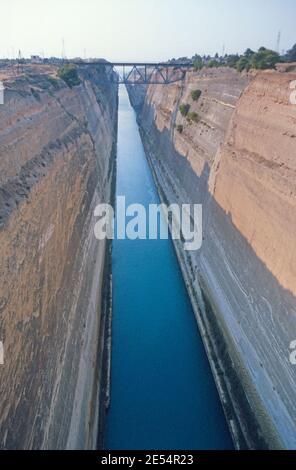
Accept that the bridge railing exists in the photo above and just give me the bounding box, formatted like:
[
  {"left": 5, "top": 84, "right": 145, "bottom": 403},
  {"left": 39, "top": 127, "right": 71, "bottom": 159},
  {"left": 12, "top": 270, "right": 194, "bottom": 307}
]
[{"left": 74, "top": 61, "right": 193, "bottom": 85}]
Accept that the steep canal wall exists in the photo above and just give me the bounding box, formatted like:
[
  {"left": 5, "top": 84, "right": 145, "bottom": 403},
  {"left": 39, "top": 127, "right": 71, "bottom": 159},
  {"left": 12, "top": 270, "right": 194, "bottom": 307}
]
[
  {"left": 128, "top": 65, "right": 296, "bottom": 449},
  {"left": 0, "top": 64, "right": 118, "bottom": 448}
]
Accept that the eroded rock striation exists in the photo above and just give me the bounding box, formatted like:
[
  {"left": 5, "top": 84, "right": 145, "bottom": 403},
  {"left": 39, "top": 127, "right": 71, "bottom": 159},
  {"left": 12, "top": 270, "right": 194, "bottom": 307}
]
[
  {"left": 0, "top": 65, "right": 117, "bottom": 449},
  {"left": 128, "top": 66, "right": 296, "bottom": 449}
]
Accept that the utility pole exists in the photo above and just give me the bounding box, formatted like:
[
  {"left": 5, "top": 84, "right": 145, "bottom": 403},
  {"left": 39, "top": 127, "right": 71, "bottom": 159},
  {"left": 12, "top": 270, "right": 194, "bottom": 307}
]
[
  {"left": 17, "top": 50, "right": 23, "bottom": 73},
  {"left": 61, "top": 38, "right": 66, "bottom": 62},
  {"left": 11, "top": 47, "right": 16, "bottom": 75},
  {"left": 276, "top": 30, "right": 281, "bottom": 54}
]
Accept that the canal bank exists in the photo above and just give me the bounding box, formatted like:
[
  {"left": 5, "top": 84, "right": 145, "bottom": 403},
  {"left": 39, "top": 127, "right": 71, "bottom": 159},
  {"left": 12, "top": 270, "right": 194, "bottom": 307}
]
[{"left": 104, "top": 86, "right": 233, "bottom": 450}]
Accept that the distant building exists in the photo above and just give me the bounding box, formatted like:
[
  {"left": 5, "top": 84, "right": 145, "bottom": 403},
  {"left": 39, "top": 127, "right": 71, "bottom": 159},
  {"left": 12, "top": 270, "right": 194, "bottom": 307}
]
[{"left": 30, "top": 55, "right": 43, "bottom": 64}]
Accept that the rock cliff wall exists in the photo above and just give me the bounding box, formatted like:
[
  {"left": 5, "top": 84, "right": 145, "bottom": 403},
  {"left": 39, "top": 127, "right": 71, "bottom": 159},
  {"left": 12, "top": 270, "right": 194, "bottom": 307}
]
[
  {"left": 128, "top": 66, "right": 296, "bottom": 449},
  {"left": 0, "top": 65, "right": 117, "bottom": 449}
]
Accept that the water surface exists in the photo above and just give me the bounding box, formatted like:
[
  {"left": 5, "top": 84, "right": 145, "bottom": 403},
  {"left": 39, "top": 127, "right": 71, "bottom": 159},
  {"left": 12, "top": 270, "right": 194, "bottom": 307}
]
[{"left": 105, "top": 86, "right": 233, "bottom": 450}]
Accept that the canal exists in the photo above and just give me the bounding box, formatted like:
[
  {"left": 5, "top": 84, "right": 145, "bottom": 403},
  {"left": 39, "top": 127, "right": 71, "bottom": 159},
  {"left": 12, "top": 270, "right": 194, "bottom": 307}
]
[{"left": 105, "top": 85, "right": 233, "bottom": 450}]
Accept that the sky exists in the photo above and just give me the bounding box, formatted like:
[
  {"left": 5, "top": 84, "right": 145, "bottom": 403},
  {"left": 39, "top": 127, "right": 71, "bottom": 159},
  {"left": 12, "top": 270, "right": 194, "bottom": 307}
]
[{"left": 0, "top": 0, "right": 295, "bottom": 61}]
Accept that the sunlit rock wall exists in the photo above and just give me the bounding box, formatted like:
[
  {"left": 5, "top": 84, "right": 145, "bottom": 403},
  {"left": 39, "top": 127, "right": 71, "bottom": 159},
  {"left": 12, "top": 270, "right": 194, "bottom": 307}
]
[
  {"left": 0, "top": 65, "right": 117, "bottom": 449},
  {"left": 128, "top": 66, "right": 296, "bottom": 449}
]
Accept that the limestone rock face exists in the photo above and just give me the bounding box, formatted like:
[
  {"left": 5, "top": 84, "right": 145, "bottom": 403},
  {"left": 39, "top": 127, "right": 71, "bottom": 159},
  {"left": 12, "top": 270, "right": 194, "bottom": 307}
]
[
  {"left": 0, "top": 65, "right": 117, "bottom": 449},
  {"left": 128, "top": 66, "right": 296, "bottom": 449},
  {"left": 210, "top": 71, "right": 296, "bottom": 296}
]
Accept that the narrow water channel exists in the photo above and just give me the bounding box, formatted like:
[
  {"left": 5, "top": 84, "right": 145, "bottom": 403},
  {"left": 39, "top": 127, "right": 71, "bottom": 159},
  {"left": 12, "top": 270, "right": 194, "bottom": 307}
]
[{"left": 105, "top": 86, "right": 233, "bottom": 450}]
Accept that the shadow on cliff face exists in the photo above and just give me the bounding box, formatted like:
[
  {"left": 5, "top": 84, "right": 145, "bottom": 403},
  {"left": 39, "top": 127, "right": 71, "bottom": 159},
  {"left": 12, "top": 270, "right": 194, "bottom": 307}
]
[
  {"left": 133, "top": 104, "right": 296, "bottom": 448},
  {"left": 201, "top": 196, "right": 296, "bottom": 449}
]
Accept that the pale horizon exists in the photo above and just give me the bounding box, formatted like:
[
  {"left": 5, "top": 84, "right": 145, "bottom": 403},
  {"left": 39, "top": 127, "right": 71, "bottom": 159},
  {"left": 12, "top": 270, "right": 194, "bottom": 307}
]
[{"left": 1, "top": 0, "right": 295, "bottom": 61}]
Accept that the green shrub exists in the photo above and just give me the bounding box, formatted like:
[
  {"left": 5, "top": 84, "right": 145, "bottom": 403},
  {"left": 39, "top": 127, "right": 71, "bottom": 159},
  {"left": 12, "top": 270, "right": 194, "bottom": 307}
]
[
  {"left": 191, "top": 89, "right": 202, "bottom": 101},
  {"left": 179, "top": 103, "right": 190, "bottom": 117},
  {"left": 285, "top": 44, "right": 296, "bottom": 62},
  {"left": 236, "top": 56, "right": 251, "bottom": 72},
  {"left": 58, "top": 64, "right": 81, "bottom": 88},
  {"left": 187, "top": 111, "right": 200, "bottom": 123},
  {"left": 225, "top": 54, "right": 240, "bottom": 68},
  {"left": 235, "top": 47, "right": 280, "bottom": 72},
  {"left": 244, "top": 48, "right": 255, "bottom": 58},
  {"left": 176, "top": 124, "right": 183, "bottom": 133},
  {"left": 207, "top": 59, "right": 220, "bottom": 68},
  {"left": 192, "top": 55, "right": 203, "bottom": 70},
  {"left": 250, "top": 48, "right": 279, "bottom": 70}
]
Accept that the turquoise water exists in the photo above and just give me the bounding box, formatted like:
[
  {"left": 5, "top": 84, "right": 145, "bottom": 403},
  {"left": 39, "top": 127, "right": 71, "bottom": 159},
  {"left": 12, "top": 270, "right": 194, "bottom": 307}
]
[{"left": 105, "top": 86, "right": 233, "bottom": 450}]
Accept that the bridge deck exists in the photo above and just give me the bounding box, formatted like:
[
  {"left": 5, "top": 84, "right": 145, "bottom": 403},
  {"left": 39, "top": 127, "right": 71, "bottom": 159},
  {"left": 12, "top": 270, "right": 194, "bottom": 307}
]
[
  {"left": 76, "top": 61, "right": 193, "bottom": 67},
  {"left": 75, "top": 61, "right": 193, "bottom": 85}
]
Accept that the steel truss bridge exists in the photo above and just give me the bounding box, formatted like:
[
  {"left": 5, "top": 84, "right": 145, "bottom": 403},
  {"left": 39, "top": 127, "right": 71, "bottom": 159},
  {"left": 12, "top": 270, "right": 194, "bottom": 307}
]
[{"left": 75, "top": 61, "right": 193, "bottom": 85}]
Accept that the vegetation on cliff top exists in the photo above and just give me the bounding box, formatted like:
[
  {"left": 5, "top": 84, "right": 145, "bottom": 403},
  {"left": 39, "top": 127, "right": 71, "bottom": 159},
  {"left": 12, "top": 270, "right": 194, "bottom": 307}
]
[
  {"left": 181, "top": 41, "right": 296, "bottom": 72},
  {"left": 235, "top": 47, "right": 280, "bottom": 71},
  {"left": 285, "top": 43, "right": 296, "bottom": 62},
  {"left": 58, "top": 64, "right": 81, "bottom": 88}
]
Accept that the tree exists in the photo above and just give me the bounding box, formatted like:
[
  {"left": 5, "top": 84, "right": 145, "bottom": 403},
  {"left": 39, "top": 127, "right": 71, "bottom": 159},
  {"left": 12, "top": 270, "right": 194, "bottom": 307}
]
[
  {"left": 191, "top": 89, "right": 202, "bottom": 101},
  {"left": 250, "top": 48, "right": 279, "bottom": 70},
  {"left": 285, "top": 44, "right": 296, "bottom": 62},
  {"left": 187, "top": 111, "right": 200, "bottom": 123},
  {"left": 208, "top": 59, "right": 219, "bottom": 68},
  {"left": 236, "top": 56, "right": 251, "bottom": 72},
  {"left": 244, "top": 48, "right": 255, "bottom": 58},
  {"left": 193, "top": 55, "right": 203, "bottom": 70},
  {"left": 225, "top": 54, "right": 240, "bottom": 68},
  {"left": 58, "top": 64, "right": 81, "bottom": 88},
  {"left": 179, "top": 104, "right": 190, "bottom": 117}
]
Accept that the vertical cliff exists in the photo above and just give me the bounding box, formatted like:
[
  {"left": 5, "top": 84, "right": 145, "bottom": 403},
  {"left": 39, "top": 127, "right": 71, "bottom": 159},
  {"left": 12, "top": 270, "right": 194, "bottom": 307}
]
[
  {"left": 128, "top": 65, "right": 296, "bottom": 449},
  {"left": 0, "top": 65, "right": 117, "bottom": 449}
]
